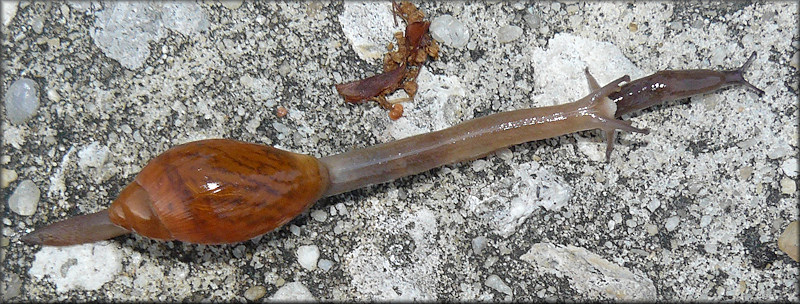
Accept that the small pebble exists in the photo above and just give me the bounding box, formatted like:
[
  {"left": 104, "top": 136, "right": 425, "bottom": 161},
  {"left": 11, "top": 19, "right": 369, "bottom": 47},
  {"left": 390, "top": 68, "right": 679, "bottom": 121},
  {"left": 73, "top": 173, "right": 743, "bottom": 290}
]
[
  {"left": 77, "top": 142, "right": 110, "bottom": 169},
  {"left": 220, "top": 0, "right": 243, "bottom": 10},
  {"left": 665, "top": 216, "right": 680, "bottom": 232},
  {"left": 1, "top": 273, "right": 21, "bottom": 300},
  {"left": 485, "top": 274, "right": 513, "bottom": 295},
  {"left": 318, "top": 259, "right": 334, "bottom": 272},
  {"left": 1, "top": 168, "right": 18, "bottom": 188},
  {"left": 289, "top": 224, "right": 301, "bottom": 236},
  {"left": 8, "top": 179, "right": 40, "bottom": 216},
  {"left": 780, "top": 177, "right": 796, "bottom": 195},
  {"left": 647, "top": 199, "right": 661, "bottom": 213},
  {"left": 496, "top": 25, "right": 523, "bottom": 43},
  {"left": 244, "top": 285, "right": 267, "bottom": 301},
  {"left": 310, "top": 210, "right": 328, "bottom": 222},
  {"left": 739, "top": 166, "right": 753, "bottom": 180},
  {"left": 335, "top": 203, "right": 348, "bottom": 215},
  {"left": 46, "top": 88, "right": 60, "bottom": 102},
  {"left": 31, "top": 16, "right": 44, "bottom": 34},
  {"left": 566, "top": 4, "right": 579, "bottom": 14},
  {"left": 296, "top": 245, "right": 319, "bottom": 270},
  {"left": 472, "top": 236, "right": 488, "bottom": 255},
  {"left": 523, "top": 13, "right": 539, "bottom": 27},
  {"left": 270, "top": 282, "right": 315, "bottom": 301},
  {"left": 699, "top": 215, "right": 712, "bottom": 228},
  {"left": 239, "top": 75, "right": 253, "bottom": 88},
  {"left": 429, "top": 14, "right": 470, "bottom": 48},
  {"left": 4, "top": 78, "right": 40, "bottom": 125},
  {"left": 645, "top": 223, "right": 658, "bottom": 236},
  {"left": 781, "top": 158, "right": 797, "bottom": 177},
  {"left": 778, "top": 221, "right": 799, "bottom": 262}
]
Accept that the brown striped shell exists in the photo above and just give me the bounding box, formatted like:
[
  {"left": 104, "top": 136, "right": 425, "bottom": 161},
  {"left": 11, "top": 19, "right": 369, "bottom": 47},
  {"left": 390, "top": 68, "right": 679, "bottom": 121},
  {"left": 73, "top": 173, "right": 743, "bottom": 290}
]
[{"left": 108, "top": 139, "right": 330, "bottom": 244}]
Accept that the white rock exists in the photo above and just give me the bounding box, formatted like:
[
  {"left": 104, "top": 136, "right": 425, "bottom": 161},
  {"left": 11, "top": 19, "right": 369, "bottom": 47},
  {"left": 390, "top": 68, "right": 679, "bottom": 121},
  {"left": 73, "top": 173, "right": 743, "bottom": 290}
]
[
  {"left": 1, "top": 168, "right": 18, "bottom": 188},
  {"left": 297, "top": 245, "right": 320, "bottom": 271},
  {"left": 318, "top": 259, "right": 334, "bottom": 272},
  {"left": 781, "top": 177, "right": 796, "bottom": 195},
  {"left": 29, "top": 242, "right": 123, "bottom": 293},
  {"left": 665, "top": 216, "right": 680, "bottom": 232},
  {"left": 778, "top": 221, "right": 799, "bottom": 262},
  {"left": 310, "top": 210, "right": 328, "bottom": 222},
  {"left": 520, "top": 243, "right": 656, "bottom": 300},
  {"left": 2, "top": 0, "right": 17, "bottom": 27},
  {"left": 529, "top": 33, "right": 644, "bottom": 107},
  {"left": 429, "top": 14, "right": 470, "bottom": 48},
  {"left": 472, "top": 236, "right": 488, "bottom": 255},
  {"left": 484, "top": 274, "right": 513, "bottom": 296},
  {"left": 31, "top": 15, "right": 44, "bottom": 34},
  {"left": 767, "top": 144, "right": 792, "bottom": 160},
  {"left": 493, "top": 161, "right": 572, "bottom": 236},
  {"left": 699, "top": 215, "right": 712, "bottom": 227},
  {"left": 91, "top": 2, "right": 165, "bottom": 70},
  {"left": 8, "top": 179, "right": 40, "bottom": 216},
  {"left": 646, "top": 199, "right": 660, "bottom": 213},
  {"left": 337, "top": 2, "right": 397, "bottom": 61},
  {"left": 219, "top": 0, "right": 243, "bottom": 10},
  {"left": 270, "top": 281, "right": 315, "bottom": 301},
  {"left": 781, "top": 158, "right": 797, "bottom": 177},
  {"left": 77, "top": 141, "right": 110, "bottom": 170},
  {"left": 496, "top": 25, "right": 523, "bottom": 43},
  {"left": 46, "top": 88, "right": 60, "bottom": 102},
  {"left": 289, "top": 224, "right": 301, "bottom": 236},
  {"left": 4, "top": 78, "right": 39, "bottom": 124},
  {"left": 161, "top": 2, "right": 208, "bottom": 36}
]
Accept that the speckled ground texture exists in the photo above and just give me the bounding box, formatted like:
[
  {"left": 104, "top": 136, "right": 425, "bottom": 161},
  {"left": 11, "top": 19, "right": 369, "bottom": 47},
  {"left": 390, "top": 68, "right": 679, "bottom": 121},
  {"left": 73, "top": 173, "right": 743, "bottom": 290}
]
[{"left": 1, "top": 1, "right": 798, "bottom": 302}]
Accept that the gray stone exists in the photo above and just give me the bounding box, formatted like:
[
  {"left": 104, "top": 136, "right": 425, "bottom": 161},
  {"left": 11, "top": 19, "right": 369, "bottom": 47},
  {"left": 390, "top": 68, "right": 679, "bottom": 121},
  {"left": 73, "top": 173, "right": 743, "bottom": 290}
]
[{"left": 4, "top": 78, "right": 39, "bottom": 125}]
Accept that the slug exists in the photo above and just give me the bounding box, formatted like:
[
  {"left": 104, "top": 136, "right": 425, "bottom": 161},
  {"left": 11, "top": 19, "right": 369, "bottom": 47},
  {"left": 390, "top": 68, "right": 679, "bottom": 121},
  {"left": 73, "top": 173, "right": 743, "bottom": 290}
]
[
  {"left": 21, "top": 74, "right": 649, "bottom": 246},
  {"left": 611, "top": 51, "right": 764, "bottom": 117},
  {"left": 586, "top": 52, "right": 765, "bottom": 158}
]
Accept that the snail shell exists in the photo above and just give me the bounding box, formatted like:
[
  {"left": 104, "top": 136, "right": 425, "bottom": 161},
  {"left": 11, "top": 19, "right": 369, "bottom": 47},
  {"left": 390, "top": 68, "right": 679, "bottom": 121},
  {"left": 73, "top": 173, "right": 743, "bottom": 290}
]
[{"left": 108, "top": 139, "right": 330, "bottom": 244}]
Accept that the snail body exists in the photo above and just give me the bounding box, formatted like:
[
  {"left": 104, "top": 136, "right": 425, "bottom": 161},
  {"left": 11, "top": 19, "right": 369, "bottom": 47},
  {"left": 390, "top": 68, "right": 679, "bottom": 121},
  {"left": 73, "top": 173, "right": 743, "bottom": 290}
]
[{"left": 23, "top": 140, "right": 330, "bottom": 245}]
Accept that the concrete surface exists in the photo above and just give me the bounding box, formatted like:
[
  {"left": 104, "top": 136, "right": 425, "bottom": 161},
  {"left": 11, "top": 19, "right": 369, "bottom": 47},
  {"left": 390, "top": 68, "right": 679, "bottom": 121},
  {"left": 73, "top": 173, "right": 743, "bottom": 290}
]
[{"left": 1, "top": 1, "right": 798, "bottom": 301}]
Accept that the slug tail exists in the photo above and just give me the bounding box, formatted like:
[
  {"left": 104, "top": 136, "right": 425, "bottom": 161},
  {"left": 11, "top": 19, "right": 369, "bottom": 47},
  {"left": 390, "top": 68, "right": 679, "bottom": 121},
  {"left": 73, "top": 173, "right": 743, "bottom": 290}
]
[{"left": 725, "top": 51, "right": 765, "bottom": 97}]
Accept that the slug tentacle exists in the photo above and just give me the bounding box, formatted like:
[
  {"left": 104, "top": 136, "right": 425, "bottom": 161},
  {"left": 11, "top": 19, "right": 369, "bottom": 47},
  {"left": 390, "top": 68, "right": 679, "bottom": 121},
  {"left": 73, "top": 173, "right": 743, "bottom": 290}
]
[
  {"left": 723, "top": 51, "right": 765, "bottom": 97},
  {"left": 583, "top": 69, "right": 650, "bottom": 161},
  {"left": 584, "top": 67, "right": 601, "bottom": 91}
]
